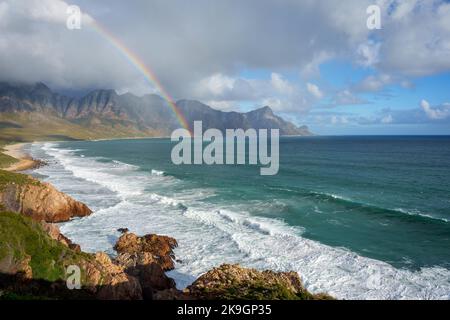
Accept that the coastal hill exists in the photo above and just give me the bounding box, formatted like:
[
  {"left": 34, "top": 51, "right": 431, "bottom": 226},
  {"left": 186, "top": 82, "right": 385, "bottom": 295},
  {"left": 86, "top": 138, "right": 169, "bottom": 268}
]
[{"left": 0, "top": 82, "right": 311, "bottom": 141}]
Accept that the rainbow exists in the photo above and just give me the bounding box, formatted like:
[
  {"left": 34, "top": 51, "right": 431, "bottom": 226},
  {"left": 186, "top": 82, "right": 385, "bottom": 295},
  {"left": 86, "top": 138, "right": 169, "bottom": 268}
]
[{"left": 90, "top": 20, "right": 192, "bottom": 134}]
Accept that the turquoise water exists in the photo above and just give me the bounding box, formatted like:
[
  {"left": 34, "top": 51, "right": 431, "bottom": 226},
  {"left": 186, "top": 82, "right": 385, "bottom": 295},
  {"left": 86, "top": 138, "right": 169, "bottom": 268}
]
[{"left": 28, "top": 136, "right": 450, "bottom": 299}]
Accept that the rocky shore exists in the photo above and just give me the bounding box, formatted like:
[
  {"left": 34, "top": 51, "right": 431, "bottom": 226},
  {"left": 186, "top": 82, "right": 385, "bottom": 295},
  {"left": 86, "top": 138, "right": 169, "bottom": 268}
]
[{"left": 0, "top": 145, "right": 332, "bottom": 300}]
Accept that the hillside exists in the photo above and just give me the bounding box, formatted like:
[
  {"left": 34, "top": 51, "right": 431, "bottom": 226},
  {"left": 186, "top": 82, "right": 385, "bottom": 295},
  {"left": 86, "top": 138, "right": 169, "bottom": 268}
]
[{"left": 0, "top": 82, "right": 311, "bottom": 141}]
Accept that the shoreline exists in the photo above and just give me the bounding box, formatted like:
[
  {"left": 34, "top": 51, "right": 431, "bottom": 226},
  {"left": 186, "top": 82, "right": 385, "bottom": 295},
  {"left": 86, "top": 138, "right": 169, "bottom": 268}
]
[
  {"left": 0, "top": 141, "right": 329, "bottom": 300},
  {"left": 2, "top": 142, "right": 42, "bottom": 172},
  {"left": 15, "top": 139, "right": 450, "bottom": 300}
]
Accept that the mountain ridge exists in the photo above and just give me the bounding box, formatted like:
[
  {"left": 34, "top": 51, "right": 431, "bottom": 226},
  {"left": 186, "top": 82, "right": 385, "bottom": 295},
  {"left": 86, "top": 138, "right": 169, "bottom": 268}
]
[{"left": 0, "top": 82, "right": 311, "bottom": 141}]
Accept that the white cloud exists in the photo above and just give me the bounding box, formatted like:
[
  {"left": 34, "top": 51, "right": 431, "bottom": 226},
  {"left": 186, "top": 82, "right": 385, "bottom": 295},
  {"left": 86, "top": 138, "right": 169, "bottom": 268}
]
[
  {"left": 380, "top": 0, "right": 450, "bottom": 76},
  {"left": 306, "top": 83, "right": 323, "bottom": 99},
  {"left": 196, "top": 73, "right": 235, "bottom": 97},
  {"left": 421, "top": 100, "right": 450, "bottom": 120},
  {"left": 300, "top": 51, "right": 333, "bottom": 78},
  {"left": 271, "top": 73, "right": 294, "bottom": 95},
  {"left": 391, "top": 0, "right": 419, "bottom": 20},
  {"left": 0, "top": 0, "right": 140, "bottom": 91},
  {"left": 357, "top": 74, "right": 392, "bottom": 92},
  {"left": 357, "top": 41, "right": 381, "bottom": 67},
  {"left": 193, "top": 72, "right": 314, "bottom": 114}
]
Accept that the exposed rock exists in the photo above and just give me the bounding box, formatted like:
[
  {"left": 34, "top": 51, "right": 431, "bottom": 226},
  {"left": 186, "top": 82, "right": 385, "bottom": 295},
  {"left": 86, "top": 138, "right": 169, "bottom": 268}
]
[
  {"left": 0, "top": 82, "right": 312, "bottom": 139},
  {"left": 39, "top": 221, "right": 81, "bottom": 251},
  {"left": 113, "top": 233, "right": 178, "bottom": 299},
  {"left": 187, "top": 264, "right": 334, "bottom": 300},
  {"left": 152, "top": 288, "right": 192, "bottom": 300},
  {"left": 88, "top": 252, "right": 143, "bottom": 300},
  {"left": 0, "top": 254, "right": 33, "bottom": 280},
  {"left": 0, "top": 211, "right": 142, "bottom": 300},
  {"left": 114, "top": 232, "right": 177, "bottom": 271},
  {"left": 0, "top": 178, "right": 92, "bottom": 222},
  {"left": 117, "top": 227, "right": 129, "bottom": 234}
]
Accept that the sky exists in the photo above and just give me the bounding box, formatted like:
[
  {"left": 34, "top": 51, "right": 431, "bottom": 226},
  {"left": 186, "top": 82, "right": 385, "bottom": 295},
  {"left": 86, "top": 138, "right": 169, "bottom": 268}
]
[{"left": 0, "top": 0, "right": 449, "bottom": 135}]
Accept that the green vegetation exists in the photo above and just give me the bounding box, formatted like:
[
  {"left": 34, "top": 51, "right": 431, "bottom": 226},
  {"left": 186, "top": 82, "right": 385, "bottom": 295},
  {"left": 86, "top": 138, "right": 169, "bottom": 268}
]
[
  {"left": 0, "top": 169, "right": 40, "bottom": 191},
  {"left": 0, "top": 112, "right": 153, "bottom": 142},
  {"left": 198, "top": 278, "right": 334, "bottom": 300},
  {"left": 0, "top": 211, "right": 92, "bottom": 282},
  {"left": 0, "top": 141, "right": 18, "bottom": 169},
  {"left": 0, "top": 151, "right": 17, "bottom": 169}
]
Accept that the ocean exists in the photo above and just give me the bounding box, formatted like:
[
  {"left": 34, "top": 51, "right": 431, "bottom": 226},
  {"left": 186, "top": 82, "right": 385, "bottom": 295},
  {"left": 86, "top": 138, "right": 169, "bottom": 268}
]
[{"left": 26, "top": 136, "right": 450, "bottom": 299}]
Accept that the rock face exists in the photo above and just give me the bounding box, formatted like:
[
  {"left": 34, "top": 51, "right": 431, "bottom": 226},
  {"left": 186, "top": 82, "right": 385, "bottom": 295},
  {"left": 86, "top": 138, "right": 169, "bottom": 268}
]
[
  {"left": 85, "top": 252, "right": 143, "bottom": 300},
  {"left": 0, "top": 179, "right": 92, "bottom": 222},
  {"left": 177, "top": 100, "right": 312, "bottom": 136},
  {"left": 187, "top": 264, "right": 334, "bottom": 300},
  {"left": 39, "top": 221, "right": 81, "bottom": 251},
  {"left": 0, "top": 82, "right": 312, "bottom": 139},
  {"left": 113, "top": 232, "right": 178, "bottom": 299},
  {"left": 114, "top": 232, "right": 177, "bottom": 271}
]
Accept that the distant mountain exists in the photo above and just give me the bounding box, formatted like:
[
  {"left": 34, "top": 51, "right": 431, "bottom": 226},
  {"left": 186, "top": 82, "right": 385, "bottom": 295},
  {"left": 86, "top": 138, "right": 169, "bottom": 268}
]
[{"left": 0, "top": 82, "right": 311, "bottom": 141}]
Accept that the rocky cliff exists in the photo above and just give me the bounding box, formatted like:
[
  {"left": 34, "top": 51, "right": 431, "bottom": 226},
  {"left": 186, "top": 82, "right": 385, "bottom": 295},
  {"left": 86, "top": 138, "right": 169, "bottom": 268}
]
[
  {"left": 0, "top": 170, "right": 92, "bottom": 222},
  {"left": 0, "top": 82, "right": 311, "bottom": 141}
]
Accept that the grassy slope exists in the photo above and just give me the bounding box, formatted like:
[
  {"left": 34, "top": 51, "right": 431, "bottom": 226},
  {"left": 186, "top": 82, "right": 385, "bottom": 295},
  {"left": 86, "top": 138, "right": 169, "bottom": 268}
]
[
  {"left": 0, "top": 171, "right": 88, "bottom": 282},
  {"left": 0, "top": 112, "right": 160, "bottom": 142},
  {"left": 0, "top": 111, "right": 161, "bottom": 169},
  {"left": 0, "top": 148, "right": 17, "bottom": 169},
  {"left": 0, "top": 169, "right": 40, "bottom": 190},
  {"left": 0, "top": 139, "right": 19, "bottom": 169},
  {"left": 0, "top": 211, "right": 92, "bottom": 282}
]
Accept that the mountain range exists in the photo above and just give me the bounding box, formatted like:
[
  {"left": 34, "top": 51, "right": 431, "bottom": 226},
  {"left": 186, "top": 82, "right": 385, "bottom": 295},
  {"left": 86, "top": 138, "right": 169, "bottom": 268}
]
[{"left": 0, "top": 82, "right": 311, "bottom": 141}]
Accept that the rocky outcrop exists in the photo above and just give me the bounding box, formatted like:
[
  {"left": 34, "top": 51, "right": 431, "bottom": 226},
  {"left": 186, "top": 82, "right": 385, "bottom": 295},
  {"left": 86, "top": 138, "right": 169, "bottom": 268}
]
[
  {"left": 84, "top": 252, "right": 143, "bottom": 300},
  {"left": 39, "top": 221, "right": 81, "bottom": 251},
  {"left": 114, "top": 232, "right": 177, "bottom": 271},
  {"left": 0, "top": 177, "right": 92, "bottom": 222},
  {"left": 113, "top": 232, "right": 178, "bottom": 299},
  {"left": 0, "top": 253, "right": 33, "bottom": 280},
  {"left": 187, "top": 264, "right": 334, "bottom": 300},
  {"left": 0, "top": 211, "right": 142, "bottom": 300}
]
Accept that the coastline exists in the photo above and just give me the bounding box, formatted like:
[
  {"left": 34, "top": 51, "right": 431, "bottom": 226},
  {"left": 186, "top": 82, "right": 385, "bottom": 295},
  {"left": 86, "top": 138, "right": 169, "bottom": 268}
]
[
  {"left": 2, "top": 143, "right": 41, "bottom": 172},
  {"left": 0, "top": 141, "right": 329, "bottom": 300},
  {"left": 11, "top": 139, "right": 450, "bottom": 300}
]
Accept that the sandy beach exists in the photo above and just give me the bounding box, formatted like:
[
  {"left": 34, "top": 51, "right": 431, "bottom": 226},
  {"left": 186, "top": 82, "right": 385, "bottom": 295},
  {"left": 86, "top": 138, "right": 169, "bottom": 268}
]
[{"left": 2, "top": 143, "right": 40, "bottom": 172}]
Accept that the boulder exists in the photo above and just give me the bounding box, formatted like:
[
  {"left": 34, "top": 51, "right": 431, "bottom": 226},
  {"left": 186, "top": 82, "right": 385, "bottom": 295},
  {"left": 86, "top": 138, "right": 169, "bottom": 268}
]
[
  {"left": 114, "top": 232, "right": 177, "bottom": 271},
  {"left": 113, "top": 233, "right": 178, "bottom": 299},
  {"left": 187, "top": 264, "right": 334, "bottom": 300},
  {"left": 89, "top": 252, "right": 143, "bottom": 300}
]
